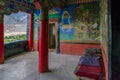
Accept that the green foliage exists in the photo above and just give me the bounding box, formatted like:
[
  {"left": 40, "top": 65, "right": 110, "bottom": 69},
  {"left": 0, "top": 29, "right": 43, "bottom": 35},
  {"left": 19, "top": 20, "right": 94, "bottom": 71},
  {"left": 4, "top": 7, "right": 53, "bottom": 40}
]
[{"left": 4, "top": 34, "right": 27, "bottom": 43}]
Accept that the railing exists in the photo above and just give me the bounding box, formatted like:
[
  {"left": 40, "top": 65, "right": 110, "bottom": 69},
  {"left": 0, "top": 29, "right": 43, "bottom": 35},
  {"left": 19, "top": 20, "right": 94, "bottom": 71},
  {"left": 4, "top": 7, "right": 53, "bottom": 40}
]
[{"left": 4, "top": 40, "right": 28, "bottom": 58}]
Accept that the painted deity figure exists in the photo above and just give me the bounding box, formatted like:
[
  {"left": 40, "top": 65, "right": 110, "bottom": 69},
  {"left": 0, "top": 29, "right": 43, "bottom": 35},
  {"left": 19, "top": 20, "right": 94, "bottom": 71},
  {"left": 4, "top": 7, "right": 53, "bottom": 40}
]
[{"left": 62, "top": 11, "right": 72, "bottom": 25}]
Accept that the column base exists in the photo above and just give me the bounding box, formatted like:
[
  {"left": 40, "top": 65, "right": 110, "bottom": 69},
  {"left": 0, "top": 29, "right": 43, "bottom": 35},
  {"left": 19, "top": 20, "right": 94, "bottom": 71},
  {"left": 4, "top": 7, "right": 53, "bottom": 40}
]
[
  {"left": 0, "top": 60, "right": 4, "bottom": 64},
  {"left": 39, "top": 69, "right": 49, "bottom": 73}
]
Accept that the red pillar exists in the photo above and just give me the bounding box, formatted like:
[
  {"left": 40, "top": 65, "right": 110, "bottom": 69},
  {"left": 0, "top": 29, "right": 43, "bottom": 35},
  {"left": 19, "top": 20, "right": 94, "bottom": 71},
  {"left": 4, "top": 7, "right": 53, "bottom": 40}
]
[
  {"left": 28, "top": 14, "right": 33, "bottom": 51},
  {"left": 39, "top": 8, "right": 49, "bottom": 72},
  {"left": 0, "top": 15, "right": 4, "bottom": 64}
]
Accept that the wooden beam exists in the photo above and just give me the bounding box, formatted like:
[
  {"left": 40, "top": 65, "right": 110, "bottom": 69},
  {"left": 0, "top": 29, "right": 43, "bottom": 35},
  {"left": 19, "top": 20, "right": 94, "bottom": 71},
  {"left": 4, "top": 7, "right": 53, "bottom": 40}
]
[{"left": 67, "top": 0, "right": 99, "bottom": 5}]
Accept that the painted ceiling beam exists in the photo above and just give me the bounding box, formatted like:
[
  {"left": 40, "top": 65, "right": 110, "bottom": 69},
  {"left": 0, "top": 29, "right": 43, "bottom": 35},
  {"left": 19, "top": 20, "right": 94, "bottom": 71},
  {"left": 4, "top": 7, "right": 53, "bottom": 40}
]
[
  {"left": 0, "top": 0, "right": 35, "bottom": 14},
  {"left": 67, "top": 0, "right": 99, "bottom": 5},
  {"left": 34, "top": 0, "right": 99, "bottom": 9},
  {"left": 37, "top": 0, "right": 67, "bottom": 9},
  {"left": 0, "top": 0, "right": 100, "bottom": 14}
]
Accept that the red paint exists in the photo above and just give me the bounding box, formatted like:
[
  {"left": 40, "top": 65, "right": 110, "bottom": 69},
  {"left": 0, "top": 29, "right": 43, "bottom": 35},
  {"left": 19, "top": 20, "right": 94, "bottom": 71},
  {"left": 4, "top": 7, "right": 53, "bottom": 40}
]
[
  {"left": 49, "top": 18, "right": 59, "bottom": 22},
  {"left": 28, "top": 14, "right": 33, "bottom": 51},
  {"left": 0, "top": 23, "right": 4, "bottom": 64},
  {"left": 39, "top": 20, "right": 49, "bottom": 72},
  {"left": 75, "top": 64, "right": 102, "bottom": 79},
  {"left": 33, "top": 0, "right": 41, "bottom": 9},
  {"left": 34, "top": 0, "right": 38, "bottom": 2},
  {"left": 60, "top": 43, "right": 100, "bottom": 55},
  {"left": 60, "top": 43, "right": 108, "bottom": 79},
  {"left": 34, "top": 2, "right": 41, "bottom": 9},
  {"left": 101, "top": 46, "right": 108, "bottom": 80},
  {"left": 33, "top": 42, "right": 38, "bottom": 51}
]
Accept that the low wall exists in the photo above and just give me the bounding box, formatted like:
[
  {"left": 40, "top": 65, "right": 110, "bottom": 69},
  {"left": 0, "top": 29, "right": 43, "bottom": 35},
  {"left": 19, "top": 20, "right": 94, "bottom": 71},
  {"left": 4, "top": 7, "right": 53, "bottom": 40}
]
[
  {"left": 4, "top": 40, "right": 28, "bottom": 58},
  {"left": 60, "top": 43, "right": 100, "bottom": 55}
]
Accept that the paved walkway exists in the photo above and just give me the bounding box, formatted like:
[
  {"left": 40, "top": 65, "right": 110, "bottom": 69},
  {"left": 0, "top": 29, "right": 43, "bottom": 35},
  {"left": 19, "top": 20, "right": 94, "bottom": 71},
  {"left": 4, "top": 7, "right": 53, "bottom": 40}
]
[{"left": 0, "top": 51, "right": 80, "bottom": 80}]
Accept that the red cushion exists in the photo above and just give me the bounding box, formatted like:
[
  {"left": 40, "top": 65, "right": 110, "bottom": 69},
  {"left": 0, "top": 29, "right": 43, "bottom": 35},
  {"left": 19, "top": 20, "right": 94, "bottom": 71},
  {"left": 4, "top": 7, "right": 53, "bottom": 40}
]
[
  {"left": 75, "top": 65, "right": 102, "bottom": 79},
  {"left": 75, "top": 71, "right": 101, "bottom": 79},
  {"left": 79, "top": 65, "right": 102, "bottom": 73}
]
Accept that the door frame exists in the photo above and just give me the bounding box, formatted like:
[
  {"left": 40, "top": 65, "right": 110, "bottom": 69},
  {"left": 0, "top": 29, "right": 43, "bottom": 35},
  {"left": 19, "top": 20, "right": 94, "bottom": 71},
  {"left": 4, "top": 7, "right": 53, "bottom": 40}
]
[{"left": 48, "top": 22, "right": 59, "bottom": 53}]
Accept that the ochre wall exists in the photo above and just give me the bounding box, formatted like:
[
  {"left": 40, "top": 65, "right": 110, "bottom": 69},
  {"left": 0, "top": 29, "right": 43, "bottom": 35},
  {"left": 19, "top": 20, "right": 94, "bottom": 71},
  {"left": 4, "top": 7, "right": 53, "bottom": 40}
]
[{"left": 100, "top": 0, "right": 109, "bottom": 80}]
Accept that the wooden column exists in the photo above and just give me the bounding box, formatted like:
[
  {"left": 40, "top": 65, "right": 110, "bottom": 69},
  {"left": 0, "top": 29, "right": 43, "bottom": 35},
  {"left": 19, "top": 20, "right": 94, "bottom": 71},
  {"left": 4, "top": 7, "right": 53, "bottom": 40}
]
[
  {"left": 28, "top": 14, "right": 33, "bottom": 51},
  {"left": 39, "top": 8, "right": 49, "bottom": 72},
  {"left": 57, "top": 26, "right": 60, "bottom": 53},
  {"left": 0, "top": 15, "right": 4, "bottom": 64}
]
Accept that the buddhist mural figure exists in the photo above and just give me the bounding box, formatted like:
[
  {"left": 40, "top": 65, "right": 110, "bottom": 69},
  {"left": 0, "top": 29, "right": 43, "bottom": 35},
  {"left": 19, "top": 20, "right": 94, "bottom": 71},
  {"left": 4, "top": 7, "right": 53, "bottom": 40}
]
[{"left": 62, "top": 11, "right": 73, "bottom": 29}]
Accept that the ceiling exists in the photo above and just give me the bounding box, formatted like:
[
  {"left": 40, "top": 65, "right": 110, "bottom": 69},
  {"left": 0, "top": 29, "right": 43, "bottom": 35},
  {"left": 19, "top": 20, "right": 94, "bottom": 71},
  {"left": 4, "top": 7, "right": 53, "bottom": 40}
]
[
  {"left": 0, "top": 0, "right": 99, "bottom": 14},
  {"left": 28, "top": 0, "right": 67, "bottom": 9}
]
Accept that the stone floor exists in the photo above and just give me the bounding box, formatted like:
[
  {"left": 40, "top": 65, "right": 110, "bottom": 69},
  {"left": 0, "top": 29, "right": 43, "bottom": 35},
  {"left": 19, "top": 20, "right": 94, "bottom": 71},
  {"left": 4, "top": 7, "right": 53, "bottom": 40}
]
[{"left": 0, "top": 51, "right": 80, "bottom": 80}]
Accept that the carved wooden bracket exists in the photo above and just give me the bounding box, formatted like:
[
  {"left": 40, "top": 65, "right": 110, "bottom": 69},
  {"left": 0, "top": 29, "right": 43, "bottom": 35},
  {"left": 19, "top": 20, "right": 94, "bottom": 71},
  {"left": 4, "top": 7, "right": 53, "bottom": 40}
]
[
  {"left": 40, "top": 7, "right": 48, "bottom": 20},
  {"left": 0, "top": 15, "right": 3, "bottom": 23}
]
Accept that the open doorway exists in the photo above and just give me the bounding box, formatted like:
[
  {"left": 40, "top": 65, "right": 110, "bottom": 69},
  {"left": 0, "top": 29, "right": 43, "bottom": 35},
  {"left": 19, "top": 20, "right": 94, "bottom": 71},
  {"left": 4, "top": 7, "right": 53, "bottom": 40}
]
[
  {"left": 48, "top": 22, "right": 58, "bottom": 52},
  {"left": 4, "top": 11, "right": 31, "bottom": 58},
  {"left": 4, "top": 11, "right": 29, "bottom": 43}
]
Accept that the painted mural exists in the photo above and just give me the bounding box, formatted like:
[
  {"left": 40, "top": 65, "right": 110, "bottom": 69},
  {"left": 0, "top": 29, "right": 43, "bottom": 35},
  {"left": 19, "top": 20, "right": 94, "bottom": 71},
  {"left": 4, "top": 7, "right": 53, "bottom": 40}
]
[
  {"left": 62, "top": 11, "right": 73, "bottom": 29},
  {"left": 74, "top": 3, "right": 100, "bottom": 41},
  {"left": 59, "top": 5, "right": 77, "bottom": 40},
  {"left": 59, "top": 3, "right": 100, "bottom": 42}
]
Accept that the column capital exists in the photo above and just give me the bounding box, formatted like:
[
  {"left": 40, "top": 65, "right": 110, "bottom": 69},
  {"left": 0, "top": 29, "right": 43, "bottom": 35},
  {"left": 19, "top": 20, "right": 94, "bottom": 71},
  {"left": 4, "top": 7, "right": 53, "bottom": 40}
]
[
  {"left": 40, "top": 7, "right": 48, "bottom": 21},
  {"left": 0, "top": 15, "right": 3, "bottom": 24}
]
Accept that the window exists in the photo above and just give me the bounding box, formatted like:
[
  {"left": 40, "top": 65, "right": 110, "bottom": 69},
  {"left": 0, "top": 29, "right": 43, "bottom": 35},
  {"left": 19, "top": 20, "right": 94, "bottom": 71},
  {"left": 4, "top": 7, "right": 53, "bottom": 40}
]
[{"left": 4, "top": 11, "right": 29, "bottom": 43}]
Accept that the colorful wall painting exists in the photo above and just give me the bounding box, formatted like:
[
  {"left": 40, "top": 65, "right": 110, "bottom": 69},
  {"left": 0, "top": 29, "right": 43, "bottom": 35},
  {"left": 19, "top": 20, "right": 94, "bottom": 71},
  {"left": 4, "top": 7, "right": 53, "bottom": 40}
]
[
  {"left": 59, "top": 3, "right": 100, "bottom": 42},
  {"left": 60, "top": 10, "right": 74, "bottom": 40},
  {"left": 49, "top": 11, "right": 60, "bottom": 19},
  {"left": 59, "top": 5, "right": 77, "bottom": 40},
  {"left": 62, "top": 11, "right": 72, "bottom": 29},
  {"left": 74, "top": 3, "right": 100, "bottom": 41}
]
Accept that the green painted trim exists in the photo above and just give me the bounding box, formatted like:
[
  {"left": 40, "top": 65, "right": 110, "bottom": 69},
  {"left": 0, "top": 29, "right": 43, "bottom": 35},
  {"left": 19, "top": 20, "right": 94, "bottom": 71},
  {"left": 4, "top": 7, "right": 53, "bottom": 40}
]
[{"left": 49, "top": 13, "right": 60, "bottom": 19}]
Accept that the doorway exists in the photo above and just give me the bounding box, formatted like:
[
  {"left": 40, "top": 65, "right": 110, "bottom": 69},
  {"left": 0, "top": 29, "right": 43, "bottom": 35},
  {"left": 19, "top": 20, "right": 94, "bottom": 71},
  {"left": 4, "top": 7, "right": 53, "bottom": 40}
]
[{"left": 48, "top": 22, "right": 57, "bottom": 52}]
